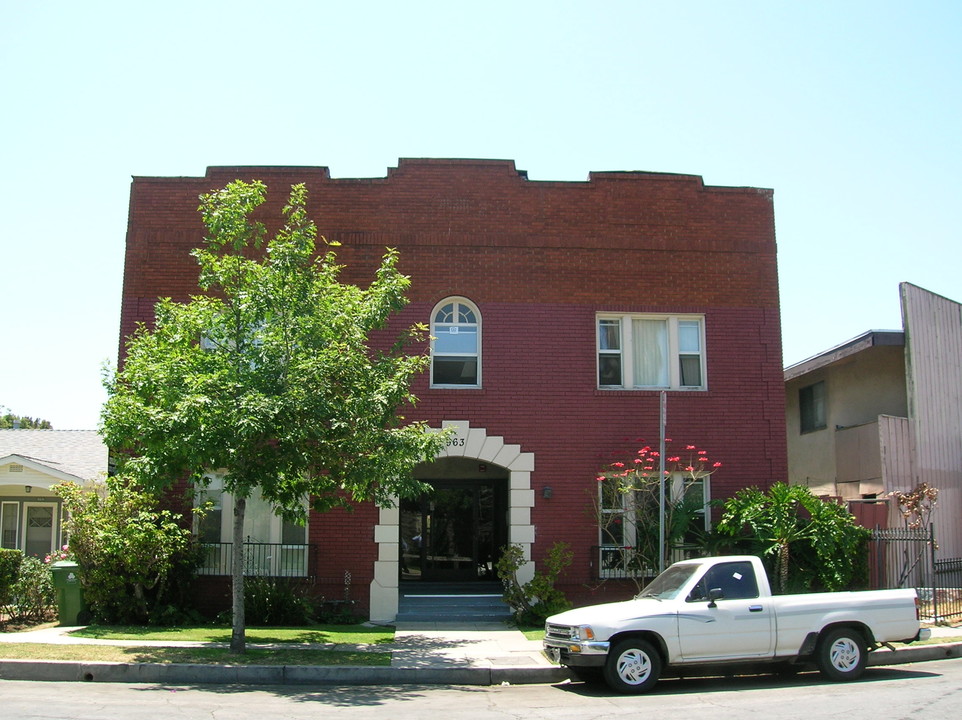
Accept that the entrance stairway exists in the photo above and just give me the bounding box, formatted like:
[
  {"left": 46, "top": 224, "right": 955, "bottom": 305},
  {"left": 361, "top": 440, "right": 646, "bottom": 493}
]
[{"left": 396, "top": 582, "right": 512, "bottom": 623}]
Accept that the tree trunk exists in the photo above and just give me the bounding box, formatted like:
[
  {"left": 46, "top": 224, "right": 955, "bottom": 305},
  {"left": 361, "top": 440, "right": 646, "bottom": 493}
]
[
  {"left": 230, "top": 496, "right": 246, "bottom": 654},
  {"left": 778, "top": 541, "right": 789, "bottom": 594}
]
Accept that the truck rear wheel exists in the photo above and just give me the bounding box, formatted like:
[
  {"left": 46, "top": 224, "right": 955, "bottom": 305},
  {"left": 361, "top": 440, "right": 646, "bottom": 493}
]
[
  {"left": 603, "top": 638, "right": 662, "bottom": 694},
  {"left": 816, "top": 627, "right": 867, "bottom": 681}
]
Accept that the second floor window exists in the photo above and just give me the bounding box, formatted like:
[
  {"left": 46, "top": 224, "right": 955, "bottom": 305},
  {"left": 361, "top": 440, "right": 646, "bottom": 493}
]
[
  {"left": 431, "top": 298, "right": 481, "bottom": 387},
  {"left": 598, "top": 314, "right": 706, "bottom": 390},
  {"left": 799, "top": 381, "right": 826, "bottom": 433}
]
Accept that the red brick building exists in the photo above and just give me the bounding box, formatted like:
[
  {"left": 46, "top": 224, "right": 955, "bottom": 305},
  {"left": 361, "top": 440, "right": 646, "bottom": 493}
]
[{"left": 119, "top": 158, "right": 786, "bottom": 621}]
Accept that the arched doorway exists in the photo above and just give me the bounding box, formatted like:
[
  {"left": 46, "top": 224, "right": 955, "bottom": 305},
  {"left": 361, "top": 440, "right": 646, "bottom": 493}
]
[
  {"left": 399, "top": 457, "right": 509, "bottom": 582},
  {"left": 369, "top": 420, "right": 536, "bottom": 623}
]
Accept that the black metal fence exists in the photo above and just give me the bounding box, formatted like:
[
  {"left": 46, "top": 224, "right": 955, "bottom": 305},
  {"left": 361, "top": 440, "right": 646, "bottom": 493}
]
[
  {"left": 591, "top": 544, "right": 701, "bottom": 581},
  {"left": 870, "top": 525, "right": 962, "bottom": 623},
  {"left": 197, "top": 541, "right": 316, "bottom": 578}
]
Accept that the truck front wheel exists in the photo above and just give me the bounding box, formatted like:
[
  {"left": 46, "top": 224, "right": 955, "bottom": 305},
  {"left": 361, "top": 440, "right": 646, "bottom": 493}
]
[
  {"left": 816, "top": 627, "right": 867, "bottom": 681},
  {"left": 604, "top": 638, "right": 662, "bottom": 694}
]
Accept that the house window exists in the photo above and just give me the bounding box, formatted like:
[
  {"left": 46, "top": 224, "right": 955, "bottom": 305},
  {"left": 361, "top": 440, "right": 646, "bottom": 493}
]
[
  {"left": 431, "top": 297, "right": 480, "bottom": 387},
  {"left": 598, "top": 476, "right": 636, "bottom": 577},
  {"left": 598, "top": 471, "right": 712, "bottom": 576},
  {"left": 195, "top": 474, "right": 308, "bottom": 577},
  {"left": 799, "top": 381, "right": 826, "bottom": 433},
  {"left": 597, "top": 314, "right": 706, "bottom": 389},
  {"left": 671, "top": 473, "right": 712, "bottom": 548},
  {"left": 1, "top": 502, "right": 19, "bottom": 550}
]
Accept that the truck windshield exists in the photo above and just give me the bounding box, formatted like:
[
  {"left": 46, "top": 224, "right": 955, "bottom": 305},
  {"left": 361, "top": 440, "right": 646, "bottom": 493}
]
[{"left": 635, "top": 564, "right": 699, "bottom": 600}]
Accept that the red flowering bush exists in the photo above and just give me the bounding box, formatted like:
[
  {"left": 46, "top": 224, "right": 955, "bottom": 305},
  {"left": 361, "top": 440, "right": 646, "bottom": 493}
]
[
  {"left": 594, "top": 439, "right": 721, "bottom": 589},
  {"left": 43, "top": 545, "right": 72, "bottom": 565}
]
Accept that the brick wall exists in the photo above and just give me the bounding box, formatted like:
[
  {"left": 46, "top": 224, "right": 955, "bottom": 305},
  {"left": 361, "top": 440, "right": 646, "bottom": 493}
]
[{"left": 121, "top": 159, "right": 786, "bottom": 598}]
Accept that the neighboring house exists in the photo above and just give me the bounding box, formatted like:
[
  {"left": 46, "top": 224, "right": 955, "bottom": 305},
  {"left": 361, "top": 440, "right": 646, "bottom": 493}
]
[
  {"left": 119, "top": 158, "right": 787, "bottom": 621},
  {"left": 0, "top": 430, "right": 108, "bottom": 557},
  {"left": 785, "top": 282, "right": 962, "bottom": 559}
]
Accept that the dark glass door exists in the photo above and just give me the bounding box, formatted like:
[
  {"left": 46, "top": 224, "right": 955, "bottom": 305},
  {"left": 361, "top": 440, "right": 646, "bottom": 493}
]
[{"left": 400, "top": 480, "right": 504, "bottom": 582}]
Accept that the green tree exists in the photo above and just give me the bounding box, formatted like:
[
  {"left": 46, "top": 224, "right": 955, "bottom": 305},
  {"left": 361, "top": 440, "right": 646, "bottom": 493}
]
[
  {"left": 716, "top": 482, "right": 870, "bottom": 593},
  {"left": 0, "top": 408, "right": 52, "bottom": 429},
  {"left": 101, "top": 180, "right": 448, "bottom": 652}
]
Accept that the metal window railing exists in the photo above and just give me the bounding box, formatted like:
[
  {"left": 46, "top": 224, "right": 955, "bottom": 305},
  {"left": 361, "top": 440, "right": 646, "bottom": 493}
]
[
  {"left": 197, "top": 541, "right": 315, "bottom": 578},
  {"left": 591, "top": 545, "right": 702, "bottom": 580}
]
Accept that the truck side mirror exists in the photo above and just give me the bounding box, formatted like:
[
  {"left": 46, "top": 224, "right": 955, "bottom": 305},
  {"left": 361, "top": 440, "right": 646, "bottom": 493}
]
[{"left": 707, "top": 587, "right": 724, "bottom": 608}]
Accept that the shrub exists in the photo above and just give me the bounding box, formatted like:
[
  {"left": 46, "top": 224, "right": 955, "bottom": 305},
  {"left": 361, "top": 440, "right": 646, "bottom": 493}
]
[
  {"left": 716, "top": 482, "right": 871, "bottom": 593},
  {"left": 4, "top": 557, "right": 56, "bottom": 624},
  {"left": 54, "top": 477, "right": 202, "bottom": 624},
  {"left": 496, "top": 541, "right": 573, "bottom": 624},
  {"left": 0, "top": 549, "right": 23, "bottom": 614},
  {"left": 243, "top": 576, "right": 315, "bottom": 626}
]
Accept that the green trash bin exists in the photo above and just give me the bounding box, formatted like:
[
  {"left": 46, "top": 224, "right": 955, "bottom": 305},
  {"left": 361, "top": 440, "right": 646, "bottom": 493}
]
[{"left": 50, "top": 560, "right": 89, "bottom": 626}]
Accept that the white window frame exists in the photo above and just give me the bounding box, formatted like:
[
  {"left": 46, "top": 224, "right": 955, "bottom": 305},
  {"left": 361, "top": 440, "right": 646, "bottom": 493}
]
[
  {"left": 430, "top": 297, "right": 482, "bottom": 388},
  {"left": 598, "top": 476, "right": 637, "bottom": 578},
  {"left": 596, "top": 313, "right": 707, "bottom": 390},
  {"left": 1, "top": 501, "right": 20, "bottom": 550}
]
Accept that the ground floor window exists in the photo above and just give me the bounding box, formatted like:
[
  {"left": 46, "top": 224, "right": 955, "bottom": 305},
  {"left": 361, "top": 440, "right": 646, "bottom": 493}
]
[
  {"left": 1, "top": 501, "right": 19, "bottom": 549},
  {"left": 195, "top": 474, "right": 309, "bottom": 577},
  {"left": 598, "top": 472, "right": 711, "bottom": 577}
]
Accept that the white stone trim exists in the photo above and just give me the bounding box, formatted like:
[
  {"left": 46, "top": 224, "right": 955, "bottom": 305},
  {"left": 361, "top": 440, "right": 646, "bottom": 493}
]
[{"left": 369, "top": 421, "right": 536, "bottom": 623}]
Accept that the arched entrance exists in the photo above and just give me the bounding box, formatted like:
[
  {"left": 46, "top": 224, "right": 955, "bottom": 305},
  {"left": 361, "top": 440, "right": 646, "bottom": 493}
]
[
  {"left": 369, "top": 420, "right": 536, "bottom": 622},
  {"left": 399, "top": 457, "right": 509, "bottom": 582}
]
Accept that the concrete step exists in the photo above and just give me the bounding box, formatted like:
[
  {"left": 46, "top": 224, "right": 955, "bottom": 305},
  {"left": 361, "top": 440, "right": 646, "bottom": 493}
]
[{"left": 397, "top": 583, "right": 512, "bottom": 622}]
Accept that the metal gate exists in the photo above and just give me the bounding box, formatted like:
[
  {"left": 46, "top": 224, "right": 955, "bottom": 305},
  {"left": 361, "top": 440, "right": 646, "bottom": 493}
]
[{"left": 870, "top": 525, "right": 962, "bottom": 623}]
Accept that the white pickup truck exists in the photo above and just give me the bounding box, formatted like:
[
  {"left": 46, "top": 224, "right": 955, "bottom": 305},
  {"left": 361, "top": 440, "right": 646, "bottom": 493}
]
[{"left": 544, "top": 555, "right": 930, "bottom": 693}]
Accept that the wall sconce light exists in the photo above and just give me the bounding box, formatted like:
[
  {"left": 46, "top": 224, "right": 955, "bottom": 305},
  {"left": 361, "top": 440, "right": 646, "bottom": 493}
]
[
  {"left": 24, "top": 486, "right": 32, "bottom": 494},
  {"left": 542, "top": 486, "right": 553, "bottom": 499}
]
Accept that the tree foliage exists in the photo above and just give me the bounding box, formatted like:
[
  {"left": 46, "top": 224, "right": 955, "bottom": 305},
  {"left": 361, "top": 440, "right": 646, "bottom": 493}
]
[
  {"left": 0, "top": 409, "right": 52, "bottom": 429},
  {"left": 101, "top": 180, "right": 447, "bottom": 650},
  {"left": 716, "top": 482, "right": 870, "bottom": 593},
  {"left": 54, "top": 478, "right": 200, "bottom": 624}
]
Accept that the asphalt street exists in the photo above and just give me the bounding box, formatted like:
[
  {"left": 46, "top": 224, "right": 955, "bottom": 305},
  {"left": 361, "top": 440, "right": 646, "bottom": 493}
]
[{"left": 3, "top": 658, "right": 962, "bottom": 719}]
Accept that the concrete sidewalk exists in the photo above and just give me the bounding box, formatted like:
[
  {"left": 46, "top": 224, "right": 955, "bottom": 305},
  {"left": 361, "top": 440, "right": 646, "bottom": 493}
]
[
  {"left": 0, "top": 621, "right": 567, "bottom": 686},
  {"left": 0, "top": 621, "right": 959, "bottom": 687}
]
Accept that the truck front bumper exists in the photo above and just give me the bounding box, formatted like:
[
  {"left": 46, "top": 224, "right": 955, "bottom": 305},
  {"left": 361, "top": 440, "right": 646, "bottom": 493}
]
[{"left": 543, "top": 638, "right": 610, "bottom": 667}]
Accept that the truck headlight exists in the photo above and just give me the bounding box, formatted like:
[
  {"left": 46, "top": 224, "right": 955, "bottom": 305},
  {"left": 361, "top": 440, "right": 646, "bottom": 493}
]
[{"left": 575, "top": 625, "right": 595, "bottom": 641}]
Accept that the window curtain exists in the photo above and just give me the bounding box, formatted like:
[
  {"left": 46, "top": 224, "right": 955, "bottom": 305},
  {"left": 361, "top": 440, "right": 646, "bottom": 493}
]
[{"left": 633, "top": 319, "right": 668, "bottom": 386}]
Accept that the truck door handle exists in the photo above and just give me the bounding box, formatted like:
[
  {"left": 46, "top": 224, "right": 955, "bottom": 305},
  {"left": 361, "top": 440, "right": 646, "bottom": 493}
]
[{"left": 749, "top": 605, "right": 764, "bottom": 612}]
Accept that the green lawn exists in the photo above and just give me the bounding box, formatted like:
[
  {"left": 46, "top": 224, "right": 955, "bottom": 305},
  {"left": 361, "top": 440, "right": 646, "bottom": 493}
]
[
  {"left": 70, "top": 624, "right": 394, "bottom": 645},
  {"left": 0, "top": 643, "right": 391, "bottom": 665},
  {"left": 0, "top": 623, "right": 395, "bottom": 666}
]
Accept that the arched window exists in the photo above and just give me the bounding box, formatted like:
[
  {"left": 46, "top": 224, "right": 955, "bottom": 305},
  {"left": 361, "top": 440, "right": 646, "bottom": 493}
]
[{"left": 431, "top": 297, "right": 481, "bottom": 387}]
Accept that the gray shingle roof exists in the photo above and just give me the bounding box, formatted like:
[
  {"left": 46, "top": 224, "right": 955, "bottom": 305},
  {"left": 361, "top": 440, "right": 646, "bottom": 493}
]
[{"left": 0, "top": 430, "right": 108, "bottom": 482}]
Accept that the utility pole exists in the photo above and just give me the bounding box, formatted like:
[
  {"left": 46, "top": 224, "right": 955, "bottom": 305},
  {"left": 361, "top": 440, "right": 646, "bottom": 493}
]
[{"left": 658, "top": 390, "right": 667, "bottom": 573}]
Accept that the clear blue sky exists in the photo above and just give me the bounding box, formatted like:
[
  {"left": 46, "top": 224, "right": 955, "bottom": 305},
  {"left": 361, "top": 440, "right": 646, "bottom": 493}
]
[{"left": 2, "top": 1, "right": 959, "bottom": 429}]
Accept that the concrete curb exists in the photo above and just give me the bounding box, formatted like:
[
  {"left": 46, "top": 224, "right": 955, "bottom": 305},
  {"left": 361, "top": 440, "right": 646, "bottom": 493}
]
[
  {"left": 0, "top": 658, "right": 569, "bottom": 686},
  {"left": 0, "top": 643, "right": 957, "bottom": 687},
  {"left": 867, "top": 641, "right": 962, "bottom": 666}
]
